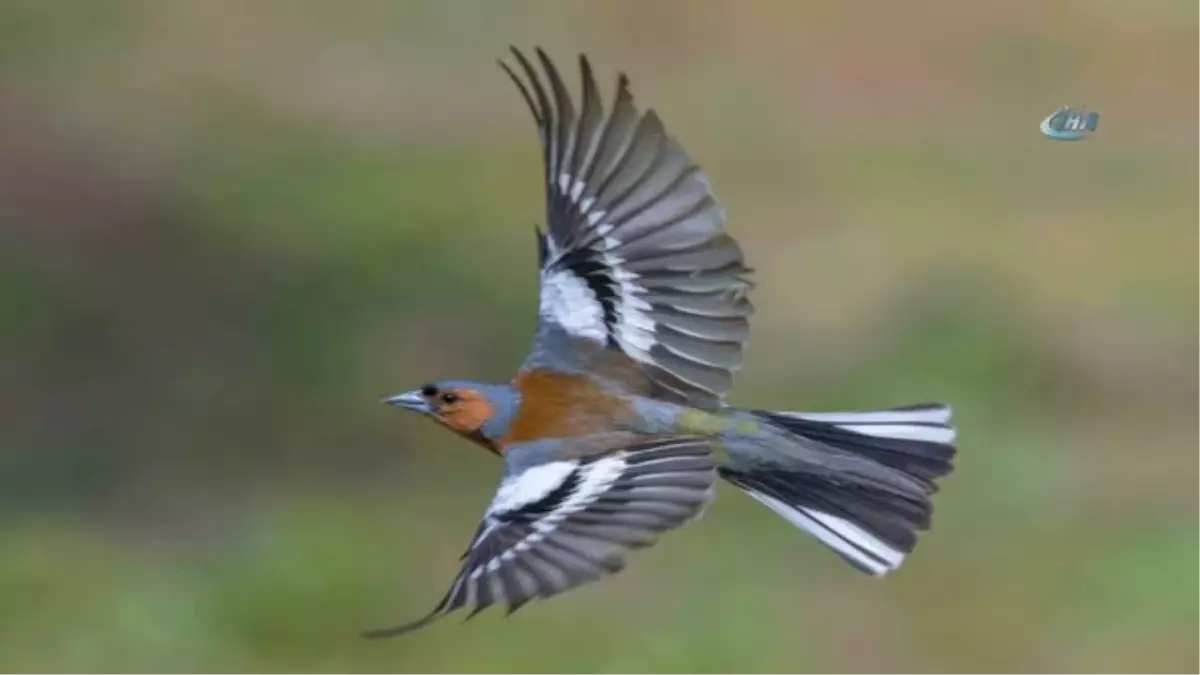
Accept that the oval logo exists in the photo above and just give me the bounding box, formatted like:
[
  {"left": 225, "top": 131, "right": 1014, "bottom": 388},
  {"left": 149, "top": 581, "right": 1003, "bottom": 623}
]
[{"left": 1041, "top": 106, "right": 1099, "bottom": 141}]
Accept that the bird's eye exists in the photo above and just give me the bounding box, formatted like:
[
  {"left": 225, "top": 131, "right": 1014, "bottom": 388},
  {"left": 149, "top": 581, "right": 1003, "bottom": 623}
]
[
  {"left": 440, "top": 391, "right": 460, "bottom": 405},
  {"left": 420, "top": 384, "right": 439, "bottom": 397}
]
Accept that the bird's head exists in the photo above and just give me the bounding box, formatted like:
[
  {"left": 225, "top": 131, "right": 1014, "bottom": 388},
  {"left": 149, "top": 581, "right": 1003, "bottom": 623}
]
[{"left": 384, "top": 380, "right": 518, "bottom": 452}]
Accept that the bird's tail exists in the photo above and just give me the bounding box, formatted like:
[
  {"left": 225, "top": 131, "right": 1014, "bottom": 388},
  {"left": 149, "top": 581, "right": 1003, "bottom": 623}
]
[{"left": 720, "top": 404, "right": 956, "bottom": 576}]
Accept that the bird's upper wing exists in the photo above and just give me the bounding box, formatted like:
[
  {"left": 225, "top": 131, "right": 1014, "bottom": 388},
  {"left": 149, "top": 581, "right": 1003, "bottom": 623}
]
[
  {"left": 502, "top": 48, "right": 755, "bottom": 409},
  {"left": 363, "top": 434, "right": 715, "bottom": 637}
]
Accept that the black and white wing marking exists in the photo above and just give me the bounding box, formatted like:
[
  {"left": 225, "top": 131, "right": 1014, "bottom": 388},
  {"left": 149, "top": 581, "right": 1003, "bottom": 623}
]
[
  {"left": 363, "top": 435, "right": 715, "bottom": 637},
  {"left": 501, "top": 48, "right": 755, "bottom": 408}
]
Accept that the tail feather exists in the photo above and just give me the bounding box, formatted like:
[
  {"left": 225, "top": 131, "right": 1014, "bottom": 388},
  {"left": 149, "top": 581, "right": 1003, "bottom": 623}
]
[
  {"left": 752, "top": 403, "right": 956, "bottom": 487},
  {"left": 721, "top": 468, "right": 917, "bottom": 575},
  {"left": 723, "top": 403, "right": 957, "bottom": 576}
]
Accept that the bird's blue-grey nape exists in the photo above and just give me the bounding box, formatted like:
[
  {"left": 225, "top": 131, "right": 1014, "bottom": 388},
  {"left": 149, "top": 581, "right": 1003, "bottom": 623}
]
[{"left": 476, "top": 384, "right": 521, "bottom": 441}]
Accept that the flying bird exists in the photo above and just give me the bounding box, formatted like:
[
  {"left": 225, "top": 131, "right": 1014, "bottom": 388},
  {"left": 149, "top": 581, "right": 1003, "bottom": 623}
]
[{"left": 368, "top": 47, "right": 957, "bottom": 637}]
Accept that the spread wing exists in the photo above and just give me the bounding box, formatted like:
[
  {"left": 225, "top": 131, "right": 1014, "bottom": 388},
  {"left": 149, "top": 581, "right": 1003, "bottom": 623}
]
[
  {"left": 363, "top": 435, "right": 715, "bottom": 637},
  {"left": 502, "top": 48, "right": 755, "bottom": 409}
]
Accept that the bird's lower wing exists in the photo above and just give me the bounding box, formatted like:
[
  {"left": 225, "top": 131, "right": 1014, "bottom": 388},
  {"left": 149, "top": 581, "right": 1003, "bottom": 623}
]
[{"left": 363, "top": 434, "right": 715, "bottom": 638}]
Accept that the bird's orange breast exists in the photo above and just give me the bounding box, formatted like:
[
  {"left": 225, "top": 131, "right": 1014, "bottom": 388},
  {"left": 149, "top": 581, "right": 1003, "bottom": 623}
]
[{"left": 500, "top": 369, "right": 632, "bottom": 449}]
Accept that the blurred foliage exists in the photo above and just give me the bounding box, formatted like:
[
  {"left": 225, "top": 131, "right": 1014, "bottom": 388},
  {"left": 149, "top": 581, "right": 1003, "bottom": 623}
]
[{"left": 1, "top": 1, "right": 1196, "bottom": 672}]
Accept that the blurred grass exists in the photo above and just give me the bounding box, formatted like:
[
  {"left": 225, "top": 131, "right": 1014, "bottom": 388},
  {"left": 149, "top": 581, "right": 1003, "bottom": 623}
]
[{"left": 1, "top": 0, "right": 1196, "bottom": 672}]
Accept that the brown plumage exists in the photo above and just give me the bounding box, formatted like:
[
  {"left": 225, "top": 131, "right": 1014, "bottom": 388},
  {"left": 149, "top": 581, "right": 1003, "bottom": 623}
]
[
  {"left": 500, "top": 369, "right": 633, "bottom": 447},
  {"left": 429, "top": 389, "right": 495, "bottom": 439}
]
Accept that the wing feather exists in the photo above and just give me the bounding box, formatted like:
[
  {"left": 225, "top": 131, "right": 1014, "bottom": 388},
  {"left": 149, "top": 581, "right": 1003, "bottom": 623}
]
[
  {"left": 364, "top": 435, "right": 714, "bottom": 637},
  {"left": 504, "top": 48, "right": 755, "bottom": 408}
]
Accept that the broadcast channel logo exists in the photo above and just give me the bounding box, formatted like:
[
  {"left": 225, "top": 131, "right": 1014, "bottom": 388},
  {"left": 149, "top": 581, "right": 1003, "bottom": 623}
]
[{"left": 1040, "top": 106, "right": 1099, "bottom": 141}]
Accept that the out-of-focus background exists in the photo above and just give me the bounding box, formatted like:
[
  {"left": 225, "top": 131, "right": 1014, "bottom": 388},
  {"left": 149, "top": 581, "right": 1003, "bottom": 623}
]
[{"left": 2, "top": 1, "right": 1196, "bottom": 672}]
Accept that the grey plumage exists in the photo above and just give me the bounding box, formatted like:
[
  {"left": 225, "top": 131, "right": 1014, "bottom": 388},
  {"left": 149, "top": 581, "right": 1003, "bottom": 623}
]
[
  {"left": 364, "top": 435, "right": 715, "bottom": 637},
  {"left": 506, "top": 47, "right": 755, "bottom": 410}
]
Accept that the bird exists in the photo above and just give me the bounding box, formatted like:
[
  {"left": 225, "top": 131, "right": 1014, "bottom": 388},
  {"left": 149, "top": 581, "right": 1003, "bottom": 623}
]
[{"left": 367, "top": 47, "right": 957, "bottom": 638}]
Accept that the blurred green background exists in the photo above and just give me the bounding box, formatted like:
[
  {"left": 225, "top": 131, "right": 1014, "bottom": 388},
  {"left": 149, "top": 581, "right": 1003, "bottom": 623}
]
[{"left": 2, "top": 1, "right": 1196, "bottom": 672}]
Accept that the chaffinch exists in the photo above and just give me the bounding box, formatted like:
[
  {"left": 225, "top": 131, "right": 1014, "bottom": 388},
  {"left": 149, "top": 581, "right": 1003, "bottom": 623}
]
[{"left": 368, "top": 47, "right": 957, "bottom": 637}]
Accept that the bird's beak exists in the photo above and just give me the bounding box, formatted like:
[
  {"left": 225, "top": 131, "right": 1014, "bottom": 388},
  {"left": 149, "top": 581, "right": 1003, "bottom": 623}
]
[{"left": 383, "top": 390, "right": 432, "bottom": 414}]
